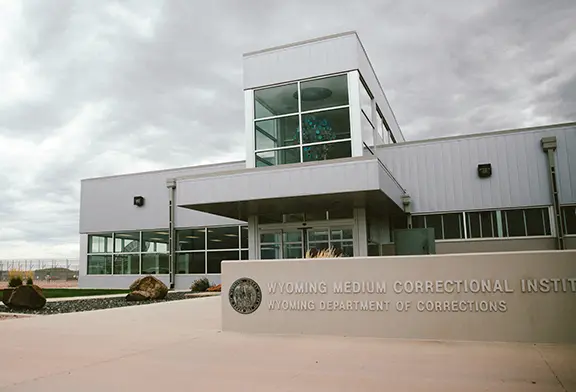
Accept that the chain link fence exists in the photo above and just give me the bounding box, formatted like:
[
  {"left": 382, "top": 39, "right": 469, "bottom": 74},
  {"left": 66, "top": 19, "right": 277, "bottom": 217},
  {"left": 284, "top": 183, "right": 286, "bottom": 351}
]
[{"left": 0, "top": 259, "right": 80, "bottom": 281}]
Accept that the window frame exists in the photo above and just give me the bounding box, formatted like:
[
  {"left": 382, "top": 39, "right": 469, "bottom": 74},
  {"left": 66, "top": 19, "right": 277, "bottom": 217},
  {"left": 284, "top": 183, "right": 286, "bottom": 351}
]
[
  {"left": 86, "top": 230, "right": 170, "bottom": 276},
  {"left": 253, "top": 72, "right": 352, "bottom": 166},
  {"left": 175, "top": 225, "right": 249, "bottom": 275},
  {"left": 405, "top": 206, "right": 553, "bottom": 242}
]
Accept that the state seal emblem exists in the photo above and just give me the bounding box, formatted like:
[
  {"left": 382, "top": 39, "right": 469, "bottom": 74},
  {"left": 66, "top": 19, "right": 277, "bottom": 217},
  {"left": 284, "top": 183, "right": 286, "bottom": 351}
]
[{"left": 229, "top": 277, "right": 262, "bottom": 314}]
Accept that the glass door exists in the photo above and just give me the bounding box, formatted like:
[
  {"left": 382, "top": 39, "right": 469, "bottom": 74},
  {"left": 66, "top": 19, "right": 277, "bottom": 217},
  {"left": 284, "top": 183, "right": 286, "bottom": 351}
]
[
  {"left": 260, "top": 226, "right": 354, "bottom": 259},
  {"left": 307, "top": 227, "right": 354, "bottom": 257}
]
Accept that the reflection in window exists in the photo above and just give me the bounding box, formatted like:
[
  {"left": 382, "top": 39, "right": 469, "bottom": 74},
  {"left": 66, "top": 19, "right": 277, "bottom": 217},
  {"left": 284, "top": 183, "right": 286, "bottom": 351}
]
[
  {"left": 253, "top": 74, "right": 352, "bottom": 167},
  {"left": 175, "top": 225, "right": 248, "bottom": 274},
  {"left": 177, "top": 229, "right": 205, "bottom": 251},
  {"left": 114, "top": 232, "right": 140, "bottom": 253},
  {"left": 254, "top": 83, "right": 298, "bottom": 119},
  {"left": 142, "top": 231, "right": 169, "bottom": 253},
  {"left": 208, "top": 226, "right": 240, "bottom": 250},
  {"left": 141, "top": 253, "right": 169, "bottom": 274},
  {"left": 255, "top": 116, "right": 299, "bottom": 150},
  {"left": 88, "top": 235, "right": 113, "bottom": 253},
  {"left": 256, "top": 148, "right": 300, "bottom": 167},
  {"left": 113, "top": 254, "right": 140, "bottom": 275},
  {"left": 87, "top": 255, "right": 112, "bottom": 275},
  {"left": 177, "top": 252, "right": 205, "bottom": 274},
  {"left": 300, "top": 74, "right": 348, "bottom": 112}
]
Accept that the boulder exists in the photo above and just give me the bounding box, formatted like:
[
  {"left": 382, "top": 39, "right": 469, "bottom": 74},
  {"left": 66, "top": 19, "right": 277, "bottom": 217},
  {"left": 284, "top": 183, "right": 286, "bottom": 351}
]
[
  {"left": 5, "top": 285, "right": 46, "bottom": 310},
  {"left": 127, "top": 276, "right": 168, "bottom": 301},
  {"left": 1, "top": 288, "right": 15, "bottom": 306},
  {"left": 125, "top": 291, "right": 150, "bottom": 301}
]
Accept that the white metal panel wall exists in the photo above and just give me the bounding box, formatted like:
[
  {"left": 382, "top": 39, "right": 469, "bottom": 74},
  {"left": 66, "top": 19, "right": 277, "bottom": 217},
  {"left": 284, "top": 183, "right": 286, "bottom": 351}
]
[
  {"left": 556, "top": 125, "right": 576, "bottom": 204},
  {"left": 355, "top": 40, "right": 405, "bottom": 142},
  {"left": 243, "top": 33, "right": 359, "bottom": 90},
  {"left": 80, "top": 162, "right": 245, "bottom": 233},
  {"left": 177, "top": 158, "right": 384, "bottom": 206},
  {"left": 377, "top": 125, "right": 576, "bottom": 213}
]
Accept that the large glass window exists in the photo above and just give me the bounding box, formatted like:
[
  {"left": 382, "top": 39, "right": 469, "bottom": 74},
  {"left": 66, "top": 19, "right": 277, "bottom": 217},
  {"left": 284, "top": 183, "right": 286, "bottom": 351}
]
[
  {"left": 254, "top": 82, "right": 298, "bottom": 119},
  {"left": 113, "top": 254, "right": 140, "bottom": 275},
  {"left": 255, "top": 115, "right": 299, "bottom": 150},
  {"left": 175, "top": 225, "right": 248, "bottom": 274},
  {"left": 254, "top": 74, "right": 351, "bottom": 166},
  {"left": 563, "top": 205, "right": 576, "bottom": 235},
  {"left": 87, "top": 230, "right": 168, "bottom": 275},
  {"left": 87, "top": 255, "right": 112, "bottom": 275},
  {"left": 88, "top": 234, "right": 113, "bottom": 253}
]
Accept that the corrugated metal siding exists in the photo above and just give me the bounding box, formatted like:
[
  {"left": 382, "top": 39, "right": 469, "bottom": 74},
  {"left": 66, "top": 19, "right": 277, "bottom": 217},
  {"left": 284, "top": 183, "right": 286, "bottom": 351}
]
[
  {"left": 243, "top": 34, "right": 358, "bottom": 90},
  {"left": 377, "top": 125, "right": 576, "bottom": 213},
  {"left": 79, "top": 162, "right": 245, "bottom": 233}
]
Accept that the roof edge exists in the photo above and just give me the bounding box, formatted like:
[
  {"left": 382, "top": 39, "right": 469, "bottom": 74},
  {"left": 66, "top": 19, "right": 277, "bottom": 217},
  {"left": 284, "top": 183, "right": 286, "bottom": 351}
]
[
  {"left": 380, "top": 121, "right": 576, "bottom": 148},
  {"left": 243, "top": 31, "right": 358, "bottom": 58},
  {"left": 80, "top": 159, "right": 246, "bottom": 182}
]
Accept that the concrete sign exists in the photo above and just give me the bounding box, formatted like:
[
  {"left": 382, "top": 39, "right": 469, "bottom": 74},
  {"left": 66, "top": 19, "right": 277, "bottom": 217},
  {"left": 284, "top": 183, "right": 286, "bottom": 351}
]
[{"left": 222, "top": 250, "right": 576, "bottom": 343}]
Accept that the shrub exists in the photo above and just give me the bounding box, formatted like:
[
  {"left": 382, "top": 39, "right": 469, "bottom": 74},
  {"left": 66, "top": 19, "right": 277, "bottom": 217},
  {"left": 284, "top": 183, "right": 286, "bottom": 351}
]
[
  {"left": 305, "top": 247, "right": 343, "bottom": 258},
  {"left": 26, "top": 277, "right": 34, "bottom": 285},
  {"left": 190, "top": 277, "right": 210, "bottom": 292},
  {"left": 8, "top": 276, "right": 23, "bottom": 288}
]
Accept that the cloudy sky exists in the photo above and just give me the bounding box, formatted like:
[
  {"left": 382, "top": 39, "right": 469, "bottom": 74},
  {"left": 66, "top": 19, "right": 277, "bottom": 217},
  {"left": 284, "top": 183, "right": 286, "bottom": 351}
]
[{"left": 0, "top": 0, "right": 575, "bottom": 260}]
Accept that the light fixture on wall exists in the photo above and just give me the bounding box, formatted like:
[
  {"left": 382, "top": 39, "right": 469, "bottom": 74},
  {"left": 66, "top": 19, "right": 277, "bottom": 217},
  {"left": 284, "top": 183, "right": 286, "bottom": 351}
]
[
  {"left": 477, "top": 163, "right": 492, "bottom": 178},
  {"left": 134, "top": 196, "right": 145, "bottom": 207}
]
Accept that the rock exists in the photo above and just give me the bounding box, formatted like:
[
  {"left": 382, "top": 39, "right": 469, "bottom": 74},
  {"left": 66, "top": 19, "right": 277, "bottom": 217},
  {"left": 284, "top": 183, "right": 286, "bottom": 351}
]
[
  {"left": 5, "top": 285, "right": 46, "bottom": 310},
  {"left": 2, "top": 288, "right": 15, "bottom": 306},
  {"left": 128, "top": 276, "right": 168, "bottom": 300},
  {"left": 125, "top": 291, "right": 150, "bottom": 301}
]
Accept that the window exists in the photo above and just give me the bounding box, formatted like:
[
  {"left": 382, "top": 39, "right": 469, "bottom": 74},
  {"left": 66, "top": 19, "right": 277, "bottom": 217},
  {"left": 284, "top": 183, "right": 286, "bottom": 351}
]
[
  {"left": 87, "top": 255, "right": 112, "bottom": 275},
  {"left": 254, "top": 82, "right": 298, "bottom": 119},
  {"left": 562, "top": 206, "right": 576, "bottom": 235},
  {"left": 87, "top": 230, "right": 169, "bottom": 275},
  {"left": 412, "top": 213, "right": 464, "bottom": 240},
  {"left": 175, "top": 225, "right": 248, "bottom": 274},
  {"left": 404, "top": 207, "right": 551, "bottom": 242},
  {"left": 88, "top": 234, "right": 113, "bottom": 253},
  {"left": 502, "top": 208, "right": 551, "bottom": 237},
  {"left": 253, "top": 74, "right": 350, "bottom": 166},
  {"left": 467, "top": 211, "right": 498, "bottom": 238}
]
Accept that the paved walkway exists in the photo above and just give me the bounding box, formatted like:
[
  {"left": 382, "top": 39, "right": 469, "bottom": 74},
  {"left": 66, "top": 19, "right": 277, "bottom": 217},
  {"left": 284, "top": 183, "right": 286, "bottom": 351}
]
[{"left": 0, "top": 297, "right": 574, "bottom": 391}]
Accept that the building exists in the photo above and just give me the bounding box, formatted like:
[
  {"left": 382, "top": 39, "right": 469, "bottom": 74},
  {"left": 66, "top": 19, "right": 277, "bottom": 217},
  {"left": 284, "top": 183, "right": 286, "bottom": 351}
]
[{"left": 79, "top": 31, "right": 576, "bottom": 289}]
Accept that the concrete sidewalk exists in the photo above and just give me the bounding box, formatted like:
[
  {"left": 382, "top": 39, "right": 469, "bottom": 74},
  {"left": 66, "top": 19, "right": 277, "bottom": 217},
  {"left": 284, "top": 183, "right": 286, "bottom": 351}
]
[{"left": 0, "top": 297, "right": 574, "bottom": 392}]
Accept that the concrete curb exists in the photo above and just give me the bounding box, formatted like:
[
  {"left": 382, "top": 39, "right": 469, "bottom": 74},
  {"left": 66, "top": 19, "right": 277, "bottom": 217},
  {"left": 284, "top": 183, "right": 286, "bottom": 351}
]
[{"left": 185, "top": 292, "right": 221, "bottom": 298}]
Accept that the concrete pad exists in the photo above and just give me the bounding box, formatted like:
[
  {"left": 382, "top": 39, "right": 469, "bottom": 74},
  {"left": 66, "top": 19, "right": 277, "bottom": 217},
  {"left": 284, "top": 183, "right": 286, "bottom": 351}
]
[{"left": 0, "top": 297, "right": 574, "bottom": 391}]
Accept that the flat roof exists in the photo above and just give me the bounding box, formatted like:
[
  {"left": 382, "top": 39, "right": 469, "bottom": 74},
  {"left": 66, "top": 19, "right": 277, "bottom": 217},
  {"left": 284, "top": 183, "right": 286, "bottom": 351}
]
[
  {"left": 380, "top": 121, "right": 576, "bottom": 148},
  {"left": 243, "top": 31, "right": 358, "bottom": 57},
  {"left": 80, "top": 159, "right": 245, "bottom": 182}
]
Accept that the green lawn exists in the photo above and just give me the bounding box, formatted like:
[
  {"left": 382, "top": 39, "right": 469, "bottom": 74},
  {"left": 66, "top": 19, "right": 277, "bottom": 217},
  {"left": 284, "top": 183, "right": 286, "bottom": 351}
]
[{"left": 0, "top": 288, "right": 130, "bottom": 300}]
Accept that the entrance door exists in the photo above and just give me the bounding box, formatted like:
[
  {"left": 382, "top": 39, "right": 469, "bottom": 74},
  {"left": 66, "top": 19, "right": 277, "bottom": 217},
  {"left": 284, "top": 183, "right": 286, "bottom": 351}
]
[{"left": 259, "top": 225, "right": 353, "bottom": 259}]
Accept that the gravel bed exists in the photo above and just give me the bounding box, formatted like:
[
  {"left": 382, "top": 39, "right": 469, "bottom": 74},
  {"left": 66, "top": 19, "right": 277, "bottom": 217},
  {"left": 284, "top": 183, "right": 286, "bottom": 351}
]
[{"left": 0, "top": 292, "right": 189, "bottom": 315}]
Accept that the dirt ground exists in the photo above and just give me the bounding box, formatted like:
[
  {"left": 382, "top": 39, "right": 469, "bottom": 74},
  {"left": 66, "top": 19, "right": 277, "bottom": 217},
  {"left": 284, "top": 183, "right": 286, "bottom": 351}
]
[{"left": 0, "top": 280, "right": 78, "bottom": 289}]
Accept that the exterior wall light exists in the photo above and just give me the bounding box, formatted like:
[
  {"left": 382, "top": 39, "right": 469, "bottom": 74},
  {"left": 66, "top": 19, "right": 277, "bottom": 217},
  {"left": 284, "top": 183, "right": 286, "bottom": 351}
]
[
  {"left": 133, "top": 196, "right": 145, "bottom": 207},
  {"left": 477, "top": 163, "right": 492, "bottom": 178}
]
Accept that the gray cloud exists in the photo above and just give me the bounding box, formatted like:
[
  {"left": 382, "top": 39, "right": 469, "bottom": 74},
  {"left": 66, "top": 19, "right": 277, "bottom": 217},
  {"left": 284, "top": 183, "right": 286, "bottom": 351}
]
[{"left": 0, "top": 0, "right": 574, "bottom": 258}]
